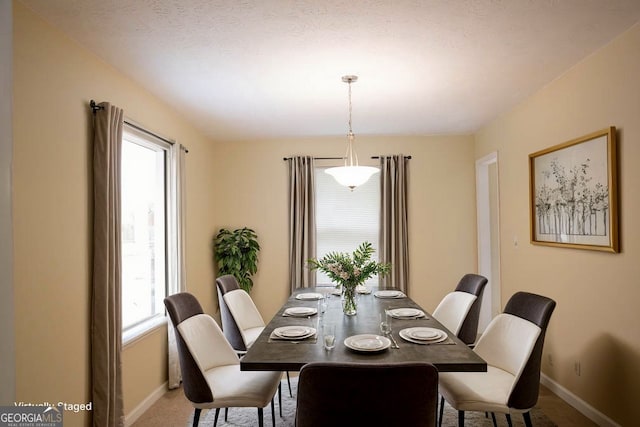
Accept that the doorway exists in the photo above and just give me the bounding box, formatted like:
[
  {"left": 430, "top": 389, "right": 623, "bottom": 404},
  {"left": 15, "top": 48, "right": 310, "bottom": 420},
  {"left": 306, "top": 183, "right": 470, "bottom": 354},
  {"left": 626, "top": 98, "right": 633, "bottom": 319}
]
[{"left": 475, "top": 152, "right": 501, "bottom": 333}]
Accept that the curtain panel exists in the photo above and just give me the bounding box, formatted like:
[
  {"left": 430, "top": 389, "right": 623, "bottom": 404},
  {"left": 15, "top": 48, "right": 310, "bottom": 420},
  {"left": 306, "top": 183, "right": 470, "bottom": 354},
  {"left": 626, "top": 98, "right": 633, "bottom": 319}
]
[
  {"left": 168, "top": 144, "right": 188, "bottom": 389},
  {"left": 379, "top": 155, "right": 410, "bottom": 293},
  {"left": 92, "top": 102, "right": 125, "bottom": 427},
  {"left": 287, "top": 156, "right": 316, "bottom": 292}
]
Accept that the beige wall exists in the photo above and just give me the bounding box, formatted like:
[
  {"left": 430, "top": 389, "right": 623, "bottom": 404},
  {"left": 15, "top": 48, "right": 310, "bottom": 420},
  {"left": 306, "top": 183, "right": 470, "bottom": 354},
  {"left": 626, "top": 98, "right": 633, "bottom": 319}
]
[
  {"left": 211, "top": 135, "right": 478, "bottom": 318},
  {"left": 475, "top": 23, "right": 640, "bottom": 426},
  {"left": 12, "top": 3, "right": 218, "bottom": 426}
]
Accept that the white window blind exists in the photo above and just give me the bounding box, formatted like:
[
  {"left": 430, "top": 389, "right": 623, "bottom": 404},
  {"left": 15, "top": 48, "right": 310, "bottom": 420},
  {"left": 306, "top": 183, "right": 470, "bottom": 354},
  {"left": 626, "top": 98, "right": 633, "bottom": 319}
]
[{"left": 315, "top": 168, "right": 381, "bottom": 286}]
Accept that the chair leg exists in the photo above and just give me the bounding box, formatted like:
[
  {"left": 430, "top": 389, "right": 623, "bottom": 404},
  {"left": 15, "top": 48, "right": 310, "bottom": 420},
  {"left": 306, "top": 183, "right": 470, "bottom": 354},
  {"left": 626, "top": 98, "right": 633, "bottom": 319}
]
[
  {"left": 438, "top": 396, "right": 445, "bottom": 427},
  {"left": 212, "top": 408, "right": 219, "bottom": 427},
  {"left": 258, "top": 407, "right": 264, "bottom": 427},
  {"left": 224, "top": 407, "right": 228, "bottom": 422},
  {"left": 458, "top": 410, "right": 465, "bottom": 427},
  {"left": 490, "top": 412, "right": 497, "bottom": 427},
  {"left": 271, "top": 398, "right": 276, "bottom": 427},
  {"left": 505, "top": 413, "right": 513, "bottom": 427},
  {"left": 278, "top": 382, "right": 283, "bottom": 417},
  {"left": 193, "top": 408, "right": 202, "bottom": 427},
  {"left": 286, "top": 371, "right": 293, "bottom": 397},
  {"left": 523, "top": 411, "right": 533, "bottom": 427}
]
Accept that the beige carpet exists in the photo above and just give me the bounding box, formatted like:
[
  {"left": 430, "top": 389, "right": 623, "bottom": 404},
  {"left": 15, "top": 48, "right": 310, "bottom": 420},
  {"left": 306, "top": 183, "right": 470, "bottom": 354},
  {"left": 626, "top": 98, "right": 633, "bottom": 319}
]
[{"left": 190, "top": 377, "right": 556, "bottom": 427}]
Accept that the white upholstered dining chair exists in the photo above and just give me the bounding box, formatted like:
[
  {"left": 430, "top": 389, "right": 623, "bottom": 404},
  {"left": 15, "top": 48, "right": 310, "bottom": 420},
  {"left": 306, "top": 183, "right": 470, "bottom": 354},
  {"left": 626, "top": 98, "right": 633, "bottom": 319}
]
[
  {"left": 432, "top": 292, "right": 477, "bottom": 336},
  {"left": 437, "top": 291, "right": 556, "bottom": 427},
  {"left": 164, "top": 292, "right": 282, "bottom": 427},
  {"left": 223, "top": 288, "right": 266, "bottom": 350},
  {"left": 432, "top": 273, "right": 488, "bottom": 345},
  {"left": 216, "top": 275, "right": 293, "bottom": 398}
]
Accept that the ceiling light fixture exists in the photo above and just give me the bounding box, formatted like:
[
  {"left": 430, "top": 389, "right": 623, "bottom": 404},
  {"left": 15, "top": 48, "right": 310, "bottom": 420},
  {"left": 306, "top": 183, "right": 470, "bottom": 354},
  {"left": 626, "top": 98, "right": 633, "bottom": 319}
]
[{"left": 325, "top": 75, "right": 379, "bottom": 190}]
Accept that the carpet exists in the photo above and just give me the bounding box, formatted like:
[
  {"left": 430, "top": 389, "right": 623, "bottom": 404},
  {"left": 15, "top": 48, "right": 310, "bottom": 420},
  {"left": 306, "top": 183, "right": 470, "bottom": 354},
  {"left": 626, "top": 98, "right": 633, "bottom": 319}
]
[{"left": 190, "top": 377, "right": 556, "bottom": 427}]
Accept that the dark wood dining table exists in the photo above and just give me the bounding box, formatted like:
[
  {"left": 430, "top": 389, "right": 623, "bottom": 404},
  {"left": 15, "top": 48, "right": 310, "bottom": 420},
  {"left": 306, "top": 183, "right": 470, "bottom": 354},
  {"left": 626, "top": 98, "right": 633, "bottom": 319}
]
[{"left": 240, "top": 287, "right": 487, "bottom": 373}]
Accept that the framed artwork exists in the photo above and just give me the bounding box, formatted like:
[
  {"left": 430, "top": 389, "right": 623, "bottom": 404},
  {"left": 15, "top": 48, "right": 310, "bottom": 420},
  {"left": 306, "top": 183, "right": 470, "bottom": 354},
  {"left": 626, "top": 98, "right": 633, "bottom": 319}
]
[{"left": 529, "top": 127, "right": 618, "bottom": 252}]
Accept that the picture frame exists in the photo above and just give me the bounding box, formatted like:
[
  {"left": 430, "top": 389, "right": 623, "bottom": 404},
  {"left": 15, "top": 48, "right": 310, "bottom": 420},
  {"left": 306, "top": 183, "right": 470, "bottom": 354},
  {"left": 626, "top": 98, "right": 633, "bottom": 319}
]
[{"left": 529, "top": 127, "right": 618, "bottom": 252}]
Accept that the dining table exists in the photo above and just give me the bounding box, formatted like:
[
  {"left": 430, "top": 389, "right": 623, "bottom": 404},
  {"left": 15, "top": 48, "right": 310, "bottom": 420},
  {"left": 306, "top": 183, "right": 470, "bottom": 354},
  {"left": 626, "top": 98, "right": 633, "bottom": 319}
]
[{"left": 240, "top": 287, "right": 487, "bottom": 373}]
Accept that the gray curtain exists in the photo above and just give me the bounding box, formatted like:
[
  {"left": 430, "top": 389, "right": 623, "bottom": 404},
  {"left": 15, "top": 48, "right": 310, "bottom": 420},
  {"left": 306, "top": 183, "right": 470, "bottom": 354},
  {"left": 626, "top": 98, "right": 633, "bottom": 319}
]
[
  {"left": 379, "top": 155, "right": 409, "bottom": 293},
  {"left": 287, "top": 156, "right": 316, "bottom": 292},
  {"left": 92, "top": 102, "right": 124, "bottom": 427}
]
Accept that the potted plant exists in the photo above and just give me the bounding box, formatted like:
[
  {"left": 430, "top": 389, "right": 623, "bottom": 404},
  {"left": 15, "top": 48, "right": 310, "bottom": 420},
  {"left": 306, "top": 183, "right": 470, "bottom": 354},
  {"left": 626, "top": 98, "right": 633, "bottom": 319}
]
[{"left": 214, "top": 227, "right": 260, "bottom": 293}]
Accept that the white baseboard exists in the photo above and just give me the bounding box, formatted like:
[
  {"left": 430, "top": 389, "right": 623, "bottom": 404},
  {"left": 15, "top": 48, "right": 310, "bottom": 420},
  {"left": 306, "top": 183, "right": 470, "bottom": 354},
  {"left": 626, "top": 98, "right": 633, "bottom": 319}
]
[
  {"left": 540, "top": 373, "right": 620, "bottom": 427},
  {"left": 124, "top": 382, "right": 168, "bottom": 427}
]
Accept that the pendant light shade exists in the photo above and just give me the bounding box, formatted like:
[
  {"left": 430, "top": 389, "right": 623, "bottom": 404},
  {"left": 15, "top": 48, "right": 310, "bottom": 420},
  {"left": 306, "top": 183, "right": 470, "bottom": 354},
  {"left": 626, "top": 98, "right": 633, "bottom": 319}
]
[{"left": 325, "top": 75, "right": 379, "bottom": 190}]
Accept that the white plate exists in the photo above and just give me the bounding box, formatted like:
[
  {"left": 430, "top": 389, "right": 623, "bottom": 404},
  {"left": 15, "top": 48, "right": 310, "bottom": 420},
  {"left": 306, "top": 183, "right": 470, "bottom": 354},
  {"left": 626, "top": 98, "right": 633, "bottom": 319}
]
[
  {"left": 399, "top": 328, "right": 448, "bottom": 345},
  {"left": 388, "top": 308, "right": 424, "bottom": 319},
  {"left": 295, "top": 292, "right": 324, "bottom": 301},
  {"left": 356, "top": 285, "right": 371, "bottom": 294},
  {"left": 283, "top": 307, "right": 318, "bottom": 317},
  {"left": 273, "top": 326, "right": 316, "bottom": 339},
  {"left": 373, "top": 290, "right": 405, "bottom": 299},
  {"left": 344, "top": 334, "right": 391, "bottom": 352},
  {"left": 331, "top": 288, "right": 342, "bottom": 296}
]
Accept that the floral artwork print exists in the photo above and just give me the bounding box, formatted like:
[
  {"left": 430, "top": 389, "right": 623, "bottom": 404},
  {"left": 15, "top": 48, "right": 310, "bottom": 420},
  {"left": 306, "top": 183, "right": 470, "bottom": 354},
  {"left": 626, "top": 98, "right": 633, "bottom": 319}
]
[{"left": 530, "top": 128, "right": 618, "bottom": 251}]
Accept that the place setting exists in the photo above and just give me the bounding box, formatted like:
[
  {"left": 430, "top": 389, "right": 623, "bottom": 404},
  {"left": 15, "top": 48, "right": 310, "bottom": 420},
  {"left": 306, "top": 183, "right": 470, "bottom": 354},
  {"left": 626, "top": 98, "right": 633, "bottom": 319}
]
[
  {"left": 355, "top": 285, "right": 371, "bottom": 294},
  {"left": 398, "top": 327, "right": 452, "bottom": 345},
  {"left": 282, "top": 306, "right": 318, "bottom": 317},
  {"left": 295, "top": 292, "right": 324, "bottom": 301},
  {"left": 269, "top": 325, "right": 317, "bottom": 343},
  {"left": 330, "top": 287, "right": 342, "bottom": 296},
  {"left": 343, "top": 334, "right": 391, "bottom": 353},
  {"left": 386, "top": 307, "right": 427, "bottom": 320},
  {"left": 373, "top": 289, "right": 406, "bottom": 299}
]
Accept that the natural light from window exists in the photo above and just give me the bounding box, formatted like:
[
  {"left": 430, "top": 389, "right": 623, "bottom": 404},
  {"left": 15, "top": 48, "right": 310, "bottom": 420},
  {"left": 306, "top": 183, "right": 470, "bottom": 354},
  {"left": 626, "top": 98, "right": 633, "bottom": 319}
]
[
  {"left": 315, "top": 168, "right": 380, "bottom": 286},
  {"left": 121, "top": 133, "right": 167, "bottom": 332}
]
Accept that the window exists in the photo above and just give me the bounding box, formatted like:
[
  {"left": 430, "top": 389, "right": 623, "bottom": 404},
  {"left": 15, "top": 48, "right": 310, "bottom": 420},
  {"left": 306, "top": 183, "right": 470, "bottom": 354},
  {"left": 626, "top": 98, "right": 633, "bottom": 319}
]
[
  {"left": 315, "top": 168, "right": 381, "bottom": 285},
  {"left": 121, "top": 125, "right": 177, "bottom": 343}
]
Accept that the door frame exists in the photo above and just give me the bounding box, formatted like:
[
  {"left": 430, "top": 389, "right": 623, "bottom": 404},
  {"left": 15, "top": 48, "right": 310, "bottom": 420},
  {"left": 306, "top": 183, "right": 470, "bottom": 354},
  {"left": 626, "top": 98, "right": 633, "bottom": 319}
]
[{"left": 475, "top": 151, "right": 501, "bottom": 333}]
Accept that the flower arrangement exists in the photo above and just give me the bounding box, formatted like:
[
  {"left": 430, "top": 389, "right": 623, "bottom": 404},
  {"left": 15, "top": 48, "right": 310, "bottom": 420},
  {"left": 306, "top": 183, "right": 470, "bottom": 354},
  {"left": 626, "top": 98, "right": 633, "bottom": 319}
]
[{"left": 308, "top": 242, "right": 391, "bottom": 315}]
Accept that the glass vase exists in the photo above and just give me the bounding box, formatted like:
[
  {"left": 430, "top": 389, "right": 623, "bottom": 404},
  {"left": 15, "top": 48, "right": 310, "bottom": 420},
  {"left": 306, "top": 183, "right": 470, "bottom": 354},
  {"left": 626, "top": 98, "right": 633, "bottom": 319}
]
[{"left": 341, "top": 285, "right": 357, "bottom": 316}]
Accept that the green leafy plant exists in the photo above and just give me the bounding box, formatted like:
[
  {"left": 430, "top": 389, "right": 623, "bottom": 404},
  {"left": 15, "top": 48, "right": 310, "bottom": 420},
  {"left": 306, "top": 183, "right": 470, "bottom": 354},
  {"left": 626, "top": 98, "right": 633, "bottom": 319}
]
[
  {"left": 307, "top": 242, "right": 391, "bottom": 288},
  {"left": 308, "top": 242, "right": 391, "bottom": 315},
  {"left": 214, "top": 227, "right": 260, "bottom": 293}
]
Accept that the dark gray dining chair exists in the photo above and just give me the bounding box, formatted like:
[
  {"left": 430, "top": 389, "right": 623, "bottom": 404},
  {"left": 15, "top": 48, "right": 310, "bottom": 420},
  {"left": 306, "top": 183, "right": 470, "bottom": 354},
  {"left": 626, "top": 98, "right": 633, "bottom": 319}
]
[
  {"left": 296, "top": 362, "right": 439, "bottom": 427},
  {"left": 164, "top": 292, "right": 282, "bottom": 427},
  {"left": 454, "top": 273, "right": 488, "bottom": 345},
  {"left": 432, "top": 274, "right": 488, "bottom": 346},
  {"left": 215, "top": 274, "right": 246, "bottom": 352},
  {"left": 215, "top": 274, "right": 293, "bottom": 398},
  {"left": 438, "top": 291, "right": 556, "bottom": 427}
]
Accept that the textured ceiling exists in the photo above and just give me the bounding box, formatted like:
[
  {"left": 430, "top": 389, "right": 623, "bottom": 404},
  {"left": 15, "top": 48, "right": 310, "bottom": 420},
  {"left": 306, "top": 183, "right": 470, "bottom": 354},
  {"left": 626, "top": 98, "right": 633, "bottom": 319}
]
[{"left": 21, "top": 0, "right": 640, "bottom": 141}]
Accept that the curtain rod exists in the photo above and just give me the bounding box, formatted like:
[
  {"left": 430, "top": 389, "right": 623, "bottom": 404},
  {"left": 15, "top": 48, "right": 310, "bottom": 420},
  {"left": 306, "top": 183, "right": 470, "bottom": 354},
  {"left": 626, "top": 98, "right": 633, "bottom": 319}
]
[
  {"left": 283, "top": 156, "right": 344, "bottom": 161},
  {"left": 283, "top": 155, "right": 411, "bottom": 161},
  {"left": 371, "top": 155, "right": 412, "bottom": 159},
  {"left": 90, "top": 100, "right": 189, "bottom": 153}
]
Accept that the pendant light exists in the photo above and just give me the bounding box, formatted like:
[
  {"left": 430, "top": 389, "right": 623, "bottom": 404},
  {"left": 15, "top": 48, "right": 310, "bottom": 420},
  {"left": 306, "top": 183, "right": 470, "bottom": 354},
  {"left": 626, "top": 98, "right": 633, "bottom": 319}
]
[{"left": 325, "top": 75, "right": 379, "bottom": 190}]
